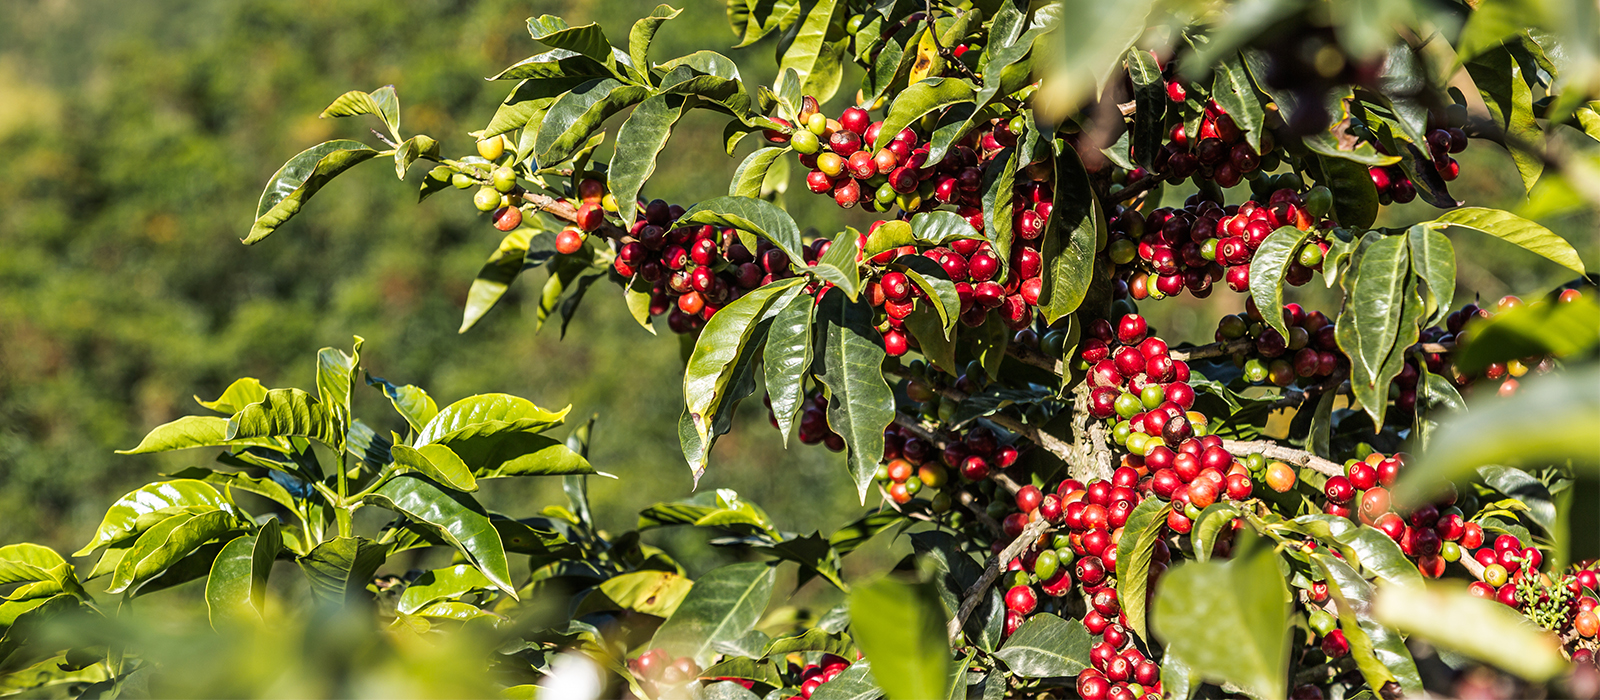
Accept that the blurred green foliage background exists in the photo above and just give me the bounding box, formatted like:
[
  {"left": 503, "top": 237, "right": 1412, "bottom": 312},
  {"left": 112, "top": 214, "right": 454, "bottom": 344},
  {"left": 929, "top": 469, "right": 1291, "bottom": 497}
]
[{"left": 0, "top": 0, "right": 1592, "bottom": 607}]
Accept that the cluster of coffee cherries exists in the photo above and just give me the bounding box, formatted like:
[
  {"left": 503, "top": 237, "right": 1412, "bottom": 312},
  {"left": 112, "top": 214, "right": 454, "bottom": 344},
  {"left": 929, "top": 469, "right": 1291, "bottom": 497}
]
[
  {"left": 775, "top": 96, "right": 1021, "bottom": 218},
  {"left": 1107, "top": 187, "right": 1331, "bottom": 302},
  {"left": 627, "top": 649, "right": 700, "bottom": 694},
  {"left": 766, "top": 390, "right": 847, "bottom": 452},
  {"left": 1464, "top": 531, "right": 1551, "bottom": 608},
  {"left": 873, "top": 423, "right": 952, "bottom": 507},
  {"left": 1416, "top": 290, "right": 1583, "bottom": 398},
  {"left": 1217, "top": 301, "right": 1346, "bottom": 389},
  {"left": 790, "top": 654, "right": 856, "bottom": 699},
  {"left": 1145, "top": 94, "right": 1277, "bottom": 188},
  {"left": 1365, "top": 122, "right": 1470, "bottom": 205},
  {"left": 1320, "top": 452, "right": 1472, "bottom": 578}
]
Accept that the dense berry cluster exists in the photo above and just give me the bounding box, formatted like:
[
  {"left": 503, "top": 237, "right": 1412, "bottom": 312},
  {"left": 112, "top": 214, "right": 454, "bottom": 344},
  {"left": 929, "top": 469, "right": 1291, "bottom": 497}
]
[
  {"left": 1365, "top": 124, "right": 1470, "bottom": 205},
  {"left": 1216, "top": 301, "right": 1345, "bottom": 388},
  {"left": 1412, "top": 290, "right": 1583, "bottom": 399},
  {"left": 1146, "top": 99, "right": 1275, "bottom": 189},
  {"left": 1108, "top": 187, "right": 1331, "bottom": 302}
]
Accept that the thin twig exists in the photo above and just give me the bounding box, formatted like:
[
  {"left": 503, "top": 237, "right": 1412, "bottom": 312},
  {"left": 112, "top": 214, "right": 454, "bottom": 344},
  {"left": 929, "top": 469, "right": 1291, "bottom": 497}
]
[
  {"left": 947, "top": 518, "right": 1054, "bottom": 643},
  {"left": 958, "top": 490, "right": 1006, "bottom": 538},
  {"left": 1171, "top": 338, "right": 1255, "bottom": 362},
  {"left": 370, "top": 128, "right": 399, "bottom": 149},
  {"left": 1110, "top": 172, "right": 1165, "bottom": 203},
  {"left": 1219, "top": 439, "right": 1343, "bottom": 477},
  {"left": 517, "top": 190, "right": 635, "bottom": 244}
]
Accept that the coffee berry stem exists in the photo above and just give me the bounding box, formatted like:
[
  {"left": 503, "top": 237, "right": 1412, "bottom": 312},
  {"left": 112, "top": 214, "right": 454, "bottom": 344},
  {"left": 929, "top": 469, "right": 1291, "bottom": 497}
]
[
  {"left": 1218, "top": 439, "right": 1343, "bottom": 477},
  {"left": 517, "top": 190, "right": 635, "bottom": 244},
  {"left": 889, "top": 368, "right": 1076, "bottom": 467},
  {"left": 949, "top": 517, "right": 1055, "bottom": 643}
]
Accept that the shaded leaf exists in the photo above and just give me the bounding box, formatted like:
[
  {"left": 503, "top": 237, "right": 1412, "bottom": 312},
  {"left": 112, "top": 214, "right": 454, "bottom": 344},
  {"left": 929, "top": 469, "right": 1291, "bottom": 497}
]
[
  {"left": 849, "top": 577, "right": 950, "bottom": 700},
  {"left": 814, "top": 291, "right": 894, "bottom": 503},
  {"left": 651, "top": 562, "right": 777, "bottom": 668}
]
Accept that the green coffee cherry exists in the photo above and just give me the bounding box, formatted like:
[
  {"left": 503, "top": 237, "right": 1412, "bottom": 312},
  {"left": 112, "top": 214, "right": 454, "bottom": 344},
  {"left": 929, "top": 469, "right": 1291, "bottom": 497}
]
[
  {"left": 474, "top": 186, "right": 503, "bottom": 212},
  {"left": 1308, "top": 609, "right": 1337, "bottom": 636},
  {"left": 792, "top": 130, "right": 820, "bottom": 154},
  {"left": 1033, "top": 550, "right": 1059, "bottom": 581},
  {"left": 1140, "top": 385, "right": 1165, "bottom": 409},
  {"left": 491, "top": 166, "right": 518, "bottom": 193}
]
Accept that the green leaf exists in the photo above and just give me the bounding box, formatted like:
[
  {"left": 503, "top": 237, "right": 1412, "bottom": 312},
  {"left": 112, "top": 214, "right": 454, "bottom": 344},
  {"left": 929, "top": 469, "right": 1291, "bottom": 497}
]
[
  {"left": 909, "top": 210, "right": 982, "bottom": 247},
  {"left": 1211, "top": 53, "right": 1265, "bottom": 150},
  {"left": 195, "top": 378, "right": 270, "bottom": 416},
  {"left": 905, "top": 308, "right": 957, "bottom": 373},
  {"left": 628, "top": 5, "right": 682, "bottom": 80},
  {"left": 1335, "top": 234, "right": 1408, "bottom": 387},
  {"left": 1192, "top": 503, "right": 1241, "bottom": 563},
  {"left": 365, "top": 474, "right": 515, "bottom": 597},
  {"left": 1393, "top": 366, "right": 1600, "bottom": 507},
  {"left": 1249, "top": 226, "right": 1314, "bottom": 341},
  {"left": 609, "top": 94, "right": 686, "bottom": 223},
  {"left": 911, "top": 531, "right": 1003, "bottom": 651},
  {"left": 849, "top": 577, "right": 950, "bottom": 700},
  {"left": 393, "top": 134, "right": 438, "bottom": 179},
  {"left": 993, "top": 613, "right": 1093, "bottom": 678},
  {"left": 442, "top": 430, "right": 593, "bottom": 479},
  {"left": 489, "top": 49, "right": 611, "bottom": 82},
  {"left": 872, "top": 78, "right": 977, "bottom": 150},
  {"left": 459, "top": 229, "right": 534, "bottom": 334},
  {"left": 227, "top": 388, "right": 342, "bottom": 449},
  {"left": 686, "top": 279, "right": 805, "bottom": 473},
  {"left": 764, "top": 287, "right": 815, "bottom": 446},
  {"left": 298, "top": 536, "right": 389, "bottom": 604},
  {"left": 597, "top": 570, "right": 694, "bottom": 618},
  {"left": 117, "top": 415, "right": 280, "bottom": 455},
  {"left": 1037, "top": 142, "right": 1102, "bottom": 323},
  {"left": 109, "top": 509, "right": 242, "bottom": 595},
  {"left": 812, "top": 229, "right": 862, "bottom": 300},
  {"left": 897, "top": 257, "right": 959, "bottom": 337},
  {"left": 815, "top": 291, "right": 895, "bottom": 503},
  {"left": 1407, "top": 224, "right": 1456, "bottom": 326},
  {"left": 0, "top": 545, "right": 66, "bottom": 588},
  {"left": 678, "top": 196, "right": 805, "bottom": 273},
  {"left": 763, "top": 627, "right": 855, "bottom": 657},
  {"left": 1373, "top": 580, "right": 1567, "bottom": 681},
  {"left": 364, "top": 373, "right": 439, "bottom": 434},
  {"left": 246, "top": 140, "right": 379, "bottom": 244},
  {"left": 728, "top": 0, "right": 801, "bottom": 48},
  {"left": 416, "top": 394, "right": 569, "bottom": 446},
  {"left": 205, "top": 519, "right": 280, "bottom": 626},
  {"left": 1337, "top": 523, "right": 1425, "bottom": 589},
  {"left": 1128, "top": 49, "right": 1165, "bottom": 168},
  {"left": 980, "top": 147, "right": 1018, "bottom": 260},
  {"left": 1464, "top": 44, "right": 1544, "bottom": 193},
  {"left": 316, "top": 338, "right": 362, "bottom": 422},
  {"left": 0, "top": 651, "right": 109, "bottom": 695},
  {"left": 319, "top": 85, "right": 400, "bottom": 138},
  {"left": 730, "top": 147, "right": 792, "bottom": 199},
  {"left": 638, "top": 489, "right": 780, "bottom": 538},
  {"left": 1455, "top": 295, "right": 1600, "bottom": 374},
  {"left": 398, "top": 564, "right": 494, "bottom": 615},
  {"left": 651, "top": 562, "right": 776, "bottom": 668},
  {"left": 1313, "top": 553, "right": 1423, "bottom": 697},
  {"left": 1429, "top": 208, "right": 1585, "bottom": 275},
  {"left": 1115, "top": 499, "right": 1170, "bottom": 641},
  {"left": 161, "top": 467, "right": 297, "bottom": 512},
  {"left": 535, "top": 78, "right": 650, "bottom": 165},
  {"left": 1316, "top": 155, "right": 1379, "bottom": 228},
  {"left": 526, "top": 16, "right": 617, "bottom": 72},
  {"left": 776, "top": 0, "right": 848, "bottom": 102},
  {"left": 1151, "top": 535, "right": 1289, "bottom": 700},
  {"left": 74, "top": 480, "right": 232, "bottom": 557},
  {"left": 390, "top": 443, "right": 479, "bottom": 492}
]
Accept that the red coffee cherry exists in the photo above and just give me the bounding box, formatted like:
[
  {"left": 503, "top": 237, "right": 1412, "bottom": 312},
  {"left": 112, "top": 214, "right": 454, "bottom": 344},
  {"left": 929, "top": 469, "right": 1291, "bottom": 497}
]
[{"left": 1005, "top": 585, "right": 1038, "bottom": 615}]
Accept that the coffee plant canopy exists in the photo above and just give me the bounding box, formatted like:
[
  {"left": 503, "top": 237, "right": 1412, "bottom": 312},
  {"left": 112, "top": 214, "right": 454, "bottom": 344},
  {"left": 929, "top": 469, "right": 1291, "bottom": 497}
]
[{"left": 2, "top": 0, "right": 1599, "bottom": 697}]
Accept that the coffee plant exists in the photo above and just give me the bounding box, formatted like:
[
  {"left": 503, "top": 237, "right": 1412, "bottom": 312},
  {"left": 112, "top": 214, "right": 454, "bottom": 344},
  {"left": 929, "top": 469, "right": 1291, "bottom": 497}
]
[{"left": 4, "top": 0, "right": 1600, "bottom": 698}]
